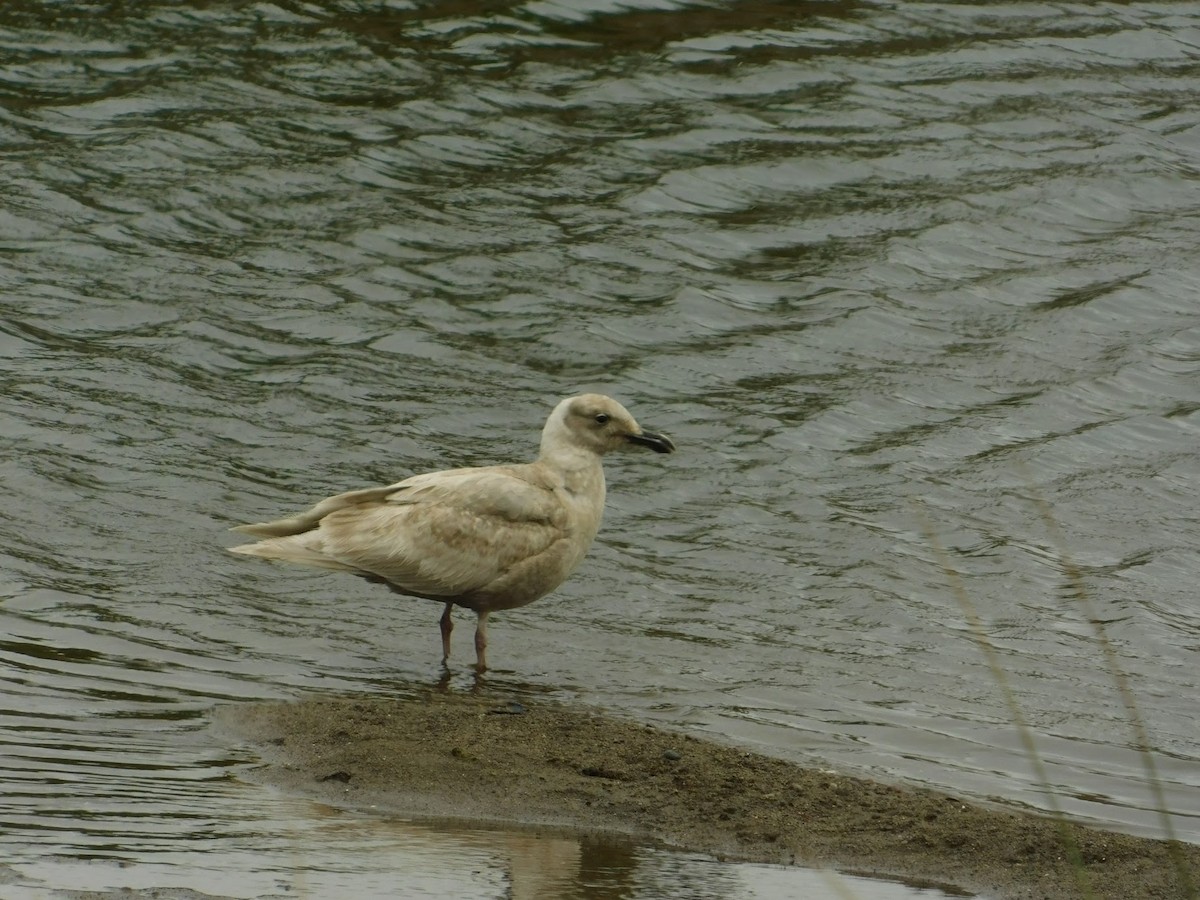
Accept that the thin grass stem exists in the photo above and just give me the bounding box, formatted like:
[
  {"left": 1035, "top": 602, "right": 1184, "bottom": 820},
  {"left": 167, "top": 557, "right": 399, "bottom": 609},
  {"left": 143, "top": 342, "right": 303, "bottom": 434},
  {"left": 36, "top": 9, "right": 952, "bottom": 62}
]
[
  {"left": 1028, "top": 488, "right": 1197, "bottom": 899},
  {"left": 915, "top": 503, "right": 1095, "bottom": 900}
]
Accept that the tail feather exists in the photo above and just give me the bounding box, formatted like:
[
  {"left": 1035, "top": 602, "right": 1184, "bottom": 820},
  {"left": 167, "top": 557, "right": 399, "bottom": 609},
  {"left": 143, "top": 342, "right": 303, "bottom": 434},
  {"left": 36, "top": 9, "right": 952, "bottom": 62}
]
[
  {"left": 227, "top": 534, "right": 359, "bottom": 573},
  {"left": 231, "top": 484, "right": 400, "bottom": 538},
  {"left": 231, "top": 519, "right": 315, "bottom": 539}
]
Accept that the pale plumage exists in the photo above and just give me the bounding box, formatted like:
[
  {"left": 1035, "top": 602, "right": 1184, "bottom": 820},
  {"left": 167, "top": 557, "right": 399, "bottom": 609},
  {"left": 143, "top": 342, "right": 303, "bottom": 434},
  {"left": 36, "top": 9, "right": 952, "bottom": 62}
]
[{"left": 228, "top": 394, "right": 675, "bottom": 671}]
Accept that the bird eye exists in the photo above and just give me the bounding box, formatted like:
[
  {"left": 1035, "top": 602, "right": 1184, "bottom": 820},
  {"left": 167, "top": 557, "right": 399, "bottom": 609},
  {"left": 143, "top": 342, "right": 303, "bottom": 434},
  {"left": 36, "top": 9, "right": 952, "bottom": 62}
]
[{"left": 594, "top": 413, "right": 609, "bottom": 425}]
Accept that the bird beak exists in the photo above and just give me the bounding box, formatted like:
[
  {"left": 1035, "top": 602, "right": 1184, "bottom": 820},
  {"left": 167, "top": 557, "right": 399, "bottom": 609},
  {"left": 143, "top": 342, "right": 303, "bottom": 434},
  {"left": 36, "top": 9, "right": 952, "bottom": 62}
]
[{"left": 626, "top": 430, "right": 676, "bottom": 454}]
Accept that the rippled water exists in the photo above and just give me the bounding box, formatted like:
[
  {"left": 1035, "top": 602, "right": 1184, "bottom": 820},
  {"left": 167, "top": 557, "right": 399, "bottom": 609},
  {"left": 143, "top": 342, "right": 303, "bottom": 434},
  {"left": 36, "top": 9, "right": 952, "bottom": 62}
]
[{"left": 4, "top": 0, "right": 1200, "bottom": 895}]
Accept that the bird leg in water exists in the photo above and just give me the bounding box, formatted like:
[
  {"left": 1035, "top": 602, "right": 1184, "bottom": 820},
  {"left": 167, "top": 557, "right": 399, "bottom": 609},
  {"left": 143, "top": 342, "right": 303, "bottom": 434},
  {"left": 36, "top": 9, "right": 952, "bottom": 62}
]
[
  {"left": 474, "top": 610, "right": 489, "bottom": 672},
  {"left": 439, "top": 602, "right": 453, "bottom": 664}
]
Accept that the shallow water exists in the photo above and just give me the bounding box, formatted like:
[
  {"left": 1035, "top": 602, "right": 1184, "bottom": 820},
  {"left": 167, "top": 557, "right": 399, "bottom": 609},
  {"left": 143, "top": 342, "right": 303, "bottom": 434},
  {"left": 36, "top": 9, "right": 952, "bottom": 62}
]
[
  {"left": 3, "top": 0, "right": 1200, "bottom": 895},
  {"left": 8, "top": 797, "right": 969, "bottom": 899}
]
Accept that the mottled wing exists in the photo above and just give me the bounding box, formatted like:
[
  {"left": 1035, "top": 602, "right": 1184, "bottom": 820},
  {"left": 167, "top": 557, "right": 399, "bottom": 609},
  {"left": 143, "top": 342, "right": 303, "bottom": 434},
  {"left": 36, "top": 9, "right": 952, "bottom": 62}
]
[{"left": 316, "top": 466, "right": 566, "bottom": 598}]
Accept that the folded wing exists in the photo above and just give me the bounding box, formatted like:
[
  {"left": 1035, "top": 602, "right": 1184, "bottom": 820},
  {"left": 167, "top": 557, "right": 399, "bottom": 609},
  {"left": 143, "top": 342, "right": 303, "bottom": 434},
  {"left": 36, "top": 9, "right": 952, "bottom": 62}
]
[{"left": 230, "top": 466, "right": 569, "bottom": 600}]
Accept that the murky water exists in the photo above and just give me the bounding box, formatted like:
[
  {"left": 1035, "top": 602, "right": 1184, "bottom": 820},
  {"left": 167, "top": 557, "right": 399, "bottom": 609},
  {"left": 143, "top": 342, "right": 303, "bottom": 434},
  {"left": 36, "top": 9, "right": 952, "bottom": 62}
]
[
  {"left": 7, "top": 800, "right": 968, "bottom": 899},
  {"left": 4, "top": 0, "right": 1200, "bottom": 896}
]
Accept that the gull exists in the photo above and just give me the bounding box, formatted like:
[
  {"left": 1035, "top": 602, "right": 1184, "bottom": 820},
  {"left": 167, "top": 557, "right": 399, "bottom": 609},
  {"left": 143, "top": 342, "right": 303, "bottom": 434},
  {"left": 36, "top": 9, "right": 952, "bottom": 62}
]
[{"left": 228, "top": 394, "right": 675, "bottom": 672}]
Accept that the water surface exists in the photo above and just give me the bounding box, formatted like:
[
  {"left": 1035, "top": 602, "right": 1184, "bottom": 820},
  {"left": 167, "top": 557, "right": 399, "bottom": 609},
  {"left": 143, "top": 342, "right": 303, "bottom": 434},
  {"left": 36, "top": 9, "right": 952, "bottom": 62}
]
[{"left": 3, "top": 0, "right": 1200, "bottom": 895}]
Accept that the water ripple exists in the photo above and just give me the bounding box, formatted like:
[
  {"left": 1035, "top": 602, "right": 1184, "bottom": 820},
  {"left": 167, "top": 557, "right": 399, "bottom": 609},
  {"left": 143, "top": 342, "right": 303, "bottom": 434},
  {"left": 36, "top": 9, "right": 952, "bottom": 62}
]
[{"left": 3, "top": 1, "right": 1200, "bottom": 895}]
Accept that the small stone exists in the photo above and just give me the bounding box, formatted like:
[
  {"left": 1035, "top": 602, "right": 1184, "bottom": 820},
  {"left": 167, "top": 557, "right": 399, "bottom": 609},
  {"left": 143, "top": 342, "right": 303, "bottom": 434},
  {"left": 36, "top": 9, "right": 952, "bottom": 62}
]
[
  {"left": 489, "top": 701, "right": 527, "bottom": 715},
  {"left": 581, "top": 765, "right": 623, "bottom": 780},
  {"left": 663, "top": 749, "right": 682, "bottom": 761}
]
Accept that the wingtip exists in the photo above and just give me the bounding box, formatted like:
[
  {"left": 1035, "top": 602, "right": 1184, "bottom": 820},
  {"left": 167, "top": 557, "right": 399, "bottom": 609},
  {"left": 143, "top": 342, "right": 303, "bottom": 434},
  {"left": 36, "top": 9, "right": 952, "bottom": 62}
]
[{"left": 230, "top": 521, "right": 287, "bottom": 537}]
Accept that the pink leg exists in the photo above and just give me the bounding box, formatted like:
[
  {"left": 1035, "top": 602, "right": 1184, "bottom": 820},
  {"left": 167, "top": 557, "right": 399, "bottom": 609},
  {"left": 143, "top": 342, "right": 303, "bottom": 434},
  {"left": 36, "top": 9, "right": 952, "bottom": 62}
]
[
  {"left": 439, "top": 603, "right": 453, "bottom": 664},
  {"left": 474, "top": 611, "right": 489, "bottom": 673}
]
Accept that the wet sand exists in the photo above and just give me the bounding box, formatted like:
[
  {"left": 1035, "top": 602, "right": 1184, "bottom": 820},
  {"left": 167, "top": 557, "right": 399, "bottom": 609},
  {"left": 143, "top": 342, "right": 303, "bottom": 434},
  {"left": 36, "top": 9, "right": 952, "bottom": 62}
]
[{"left": 221, "top": 691, "right": 1200, "bottom": 900}]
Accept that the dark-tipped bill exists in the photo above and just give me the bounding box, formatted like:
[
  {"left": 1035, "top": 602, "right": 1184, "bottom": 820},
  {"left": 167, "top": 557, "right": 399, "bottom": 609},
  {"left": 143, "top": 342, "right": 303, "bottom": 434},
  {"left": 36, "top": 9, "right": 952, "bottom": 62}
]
[{"left": 627, "top": 430, "right": 676, "bottom": 454}]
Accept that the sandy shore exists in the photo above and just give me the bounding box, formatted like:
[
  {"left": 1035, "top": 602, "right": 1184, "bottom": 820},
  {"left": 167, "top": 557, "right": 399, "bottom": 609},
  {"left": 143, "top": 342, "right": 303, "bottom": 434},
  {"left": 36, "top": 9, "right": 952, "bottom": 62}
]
[{"left": 220, "top": 690, "right": 1200, "bottom": 900}]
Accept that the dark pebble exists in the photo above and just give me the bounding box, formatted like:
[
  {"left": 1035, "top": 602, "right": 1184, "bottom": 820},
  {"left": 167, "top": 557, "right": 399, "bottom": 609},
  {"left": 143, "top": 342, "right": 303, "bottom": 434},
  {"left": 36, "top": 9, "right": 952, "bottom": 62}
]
[{"left": 490, "top": 701, "right": 527, "bottom": 715}]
